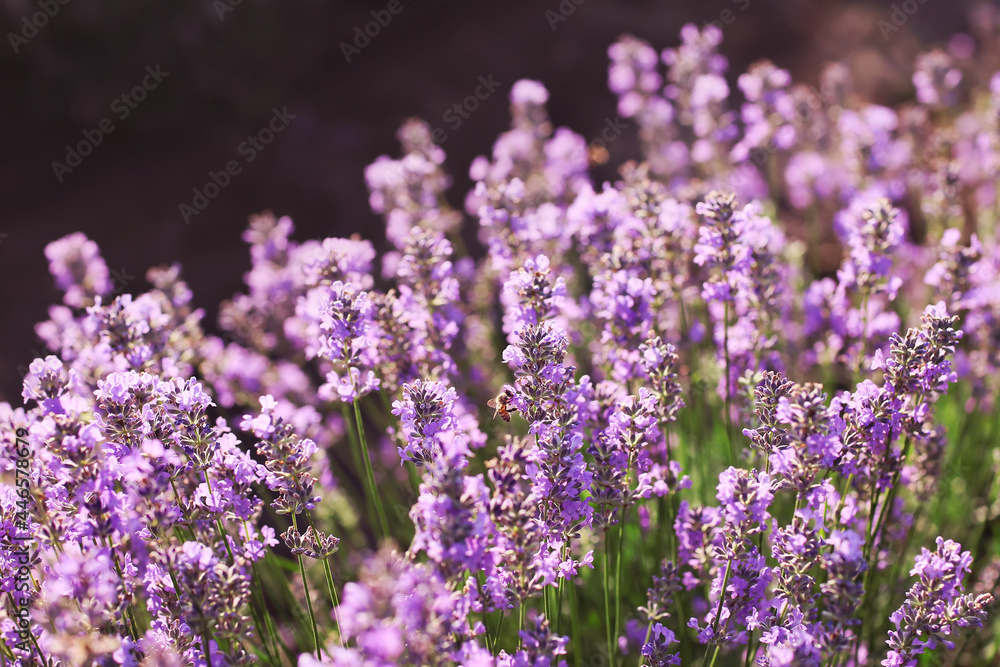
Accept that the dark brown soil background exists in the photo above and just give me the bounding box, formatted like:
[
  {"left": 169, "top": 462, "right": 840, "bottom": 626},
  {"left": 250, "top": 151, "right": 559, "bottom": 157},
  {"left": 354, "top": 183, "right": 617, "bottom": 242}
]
[{"left": 0, "top": 0, "right": 979, "bottom": 403}]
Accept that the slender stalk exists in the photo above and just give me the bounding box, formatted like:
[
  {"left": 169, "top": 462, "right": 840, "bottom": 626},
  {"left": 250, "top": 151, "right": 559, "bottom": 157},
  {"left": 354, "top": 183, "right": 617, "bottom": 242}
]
[
  {"left": 544, "top": 587, "right": 552, "bottom": 627},
  {"left": 863, "top": 486, "right": 881, "bottom": 563},
  {"left": 495, "top": 610, "right": 506, "bottom": 654},
  {"left": 105, "top": 544, "right": 140, "bottom": 642},
  {"left": 338, "top": 403, "right": 371, "bottom": 529},
  {"left": 655, "top": 496, "right": 668, "bottom": 573},
  {"left": 724, "top": 300, "right": 736, "bottom": 466},
  {"left": 569, "top": 583, "right": 583, "bottom": 667},
  {"left": 704, "top": 644, "right": 722, "bottom": 667},
  {"left": 477, "top": 572, "right": 494, "bottom": 653},
  {"left": 870, "top": 437, "right": 913, "bottom": 551},
  {"left": 251, "top": 561, "right": 282, "bottom": 664},
  {"left": 322, "top": 558, "right": 345, "bottom": 648},
  {"left": 833, "top": 473, "right": 854, "bottom": 528},
  {"left": 203, "top": 632, "right": 214, "bottom": 667},
  {"left": 604, "top": 530, "right": 615, "bottom": 667},
  {"left": 482, "top": 608, "right": 494, "bottom": 653},
  {"left": 517, "top": 603, "right": 526, "bottom": 649},
  {"left": 353, "top": 400, "right": 390, "bottom": 540},
  {"left": 293, "top": 515, "right": 321, "bottom": 660},
  {"left": 675, "top": 592, "right": 691, "bottom": 666},
  {"left": 703, "top": 559, "right": 733, "bottom": 667},
  {"left": 666, "top": 494, "right": 678, "bottom": 565},
  {"left": 614, "top": 520, "right": 625, "bottom": 665},
  {"left": 857, "top": 289, "right": 870, "bottom": 381},
  {"left": 297, "top": 553, "right": 321, "bottom": 659},
  {"left": 859, "top": 430, "right": 916, "bottom": 653},
  {"left": 378, "top": 387, "right": 396, "bottom": 425},
  {"left": 555, "top": 576, "right": 565, "bottom": 635},
  {"left": 242, "top": 521, "right": 282, "bottom": 663},
  {"left": 641, "top": 621, "right": 654, "bottom": 667},
  {"left": 744, "top": 630, "right": 757, "bottom": 667}
]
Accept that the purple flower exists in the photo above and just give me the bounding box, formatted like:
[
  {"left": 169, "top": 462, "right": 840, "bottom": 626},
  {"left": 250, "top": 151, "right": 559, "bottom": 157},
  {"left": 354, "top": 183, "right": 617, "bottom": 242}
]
[
  {"left": 328, "top": 548, "right": 483, "bottom": 666},
  {"left": 315, "top": 280, "right": 381, "bottom": 403},
  {"left": 638, "top": 334, "right": 685, "bottom": 425},
  {"left": 243, "top": 395, "right": 321, "bottom": 515},
  {"left": 641, "top": 622, "right": 681, "bottom": 666},
  {"left": 771, "top": 381, "right": 842, "bottom": 492},
  {"left": 883, "top": 538, "right": 993, "bottom": 666},
  {"left": 731, "top": 60, "right": 796, "bottom": 164},
  {"left": 393, "top": 379, "right": 494, "bottom": 580},
  {"left": 501, "top": 254, "right": 567, "bottom": 341},
  {"left": 912, "top": 50, "right": 962, "bottom": 108},
  {"left": 695, "top": 192, "right": 788, "bottom": 409},
  {"left": 742, "top": 371, "right": 795, "bottom": 454},
  {"left": 834, "top": 195, "right": 906, "bottom": 296},
  {"left": 715, "top": 467, "right": 773, "bottom": 554},
  {"left": 44, "top": 232, "right": 114, "bottom": 308},
  {"left": 498, "top": 612, "right": 568, "bottom": 667}
]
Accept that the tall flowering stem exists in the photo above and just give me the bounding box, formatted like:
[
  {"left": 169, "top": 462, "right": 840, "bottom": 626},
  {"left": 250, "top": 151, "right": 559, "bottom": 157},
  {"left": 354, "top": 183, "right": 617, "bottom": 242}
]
[
  {"left": 353, "top": 400, "right": 390, "bottom": 541},
  {"left": 291, "top": 513, "right": 320, "bottom": 659},
  {"left": 694, "top": 192, "right": 751, "bottom": 463},
  {"left": 883, "top": 538, "right": 993, "bottom": 666}
]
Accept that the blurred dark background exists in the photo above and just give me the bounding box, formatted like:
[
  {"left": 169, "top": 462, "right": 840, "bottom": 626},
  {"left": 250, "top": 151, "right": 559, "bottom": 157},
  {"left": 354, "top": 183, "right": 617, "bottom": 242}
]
[{"left": 0, "top": 0, "right": 983, "bottom": 403}]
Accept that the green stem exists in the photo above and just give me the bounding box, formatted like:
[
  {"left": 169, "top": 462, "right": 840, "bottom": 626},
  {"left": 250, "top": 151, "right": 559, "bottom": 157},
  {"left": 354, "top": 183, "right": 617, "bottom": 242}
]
[
  {"left": 744, "top": 630, "right": 757, "bottom": 667},
  {"left": 495, "top": 610, "right": 506, "bottom": 655},
  {"left": 203, "top": 632, "right": 214, "bottom": 667},
  {"left": 860, "top": 431, "right": 915, "bottom": 653},
  {"left": 604, "top": 530, "right": 615, "bottom": 667},
  {"left": 569, "top": 583, "right": 583, "bottom": 667},
  {"left": 298, "top": 553, "right": 321, "bottom": 659},
  {"left": 105, "top": 544, "right": 140, "bottom": 642},
  {"left": 833, "top": 473, "right": 854, "bottom": 529},
  {"left": 250, "top": 561, "right": 282, "bottom": 665},
  {"left": 478, "top": 572, "right": 494, "bottom": 653},
  {"left": 378, "top": 387, "right": 396, "bottom": 424},
  {"left": 614, "top": 520, "right": 625, "bottom": 664},
  {"left": 857, "top": 288, "right": 870, "bottom": 381},
  {"left": 242, "top": 521, "right": 282, "bottom": 664},
  {"left": 704, "top": 644, "right": 722, "bottom": 667},
  {"left": 544, "top": 586, "right": 552, "bottom": 627},
  {"left": 555, "top": 576, "right": 565, "bottom": 635},
  {"left": 675, "top": 592, "right": 691, "bottom": 666},
  {"left": 517, "top": 603, "right": 526, "bottom": 649},
  {"left": 641, "top": 621, "right": 654, "bottom": 667},
  {"left": 870, "top": 437, "right": 913, "bottom": 550},
  {"left": 322, "top": 558, "right": 345, "bottom": 648},
  {"left": 707, "top": 559, "right": 733, "bottom": 657},
  {"left": 293, "top": 515, "right": 321, "bottom": 660},
  {"left": 724, "top": 300, "right": 735, "bottom": 466},
  {"left": 353, "top": 400, "right": 390, "bottom": 540},
  {"left": 482, "top": 609, "right": 494, "bottom": 653}
]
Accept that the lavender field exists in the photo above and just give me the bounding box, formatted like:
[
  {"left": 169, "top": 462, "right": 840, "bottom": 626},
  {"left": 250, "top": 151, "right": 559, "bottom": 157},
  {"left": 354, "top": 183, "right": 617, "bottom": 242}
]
[{"left": 2, "top": 2, "right": 1000, "bottom": 666}]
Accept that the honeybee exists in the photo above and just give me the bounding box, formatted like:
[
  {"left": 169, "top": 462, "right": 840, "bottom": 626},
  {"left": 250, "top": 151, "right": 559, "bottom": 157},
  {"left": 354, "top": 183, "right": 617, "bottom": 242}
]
[{"left": 487, "top": 387, "right": 517, "bottom": 422}]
